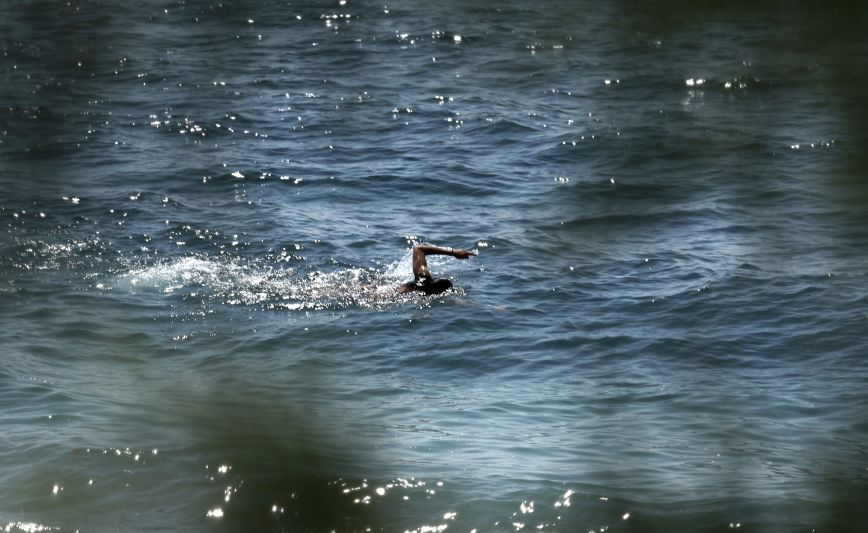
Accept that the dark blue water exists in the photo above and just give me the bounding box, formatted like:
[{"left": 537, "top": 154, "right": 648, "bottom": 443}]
[{"left": 3, "top": 1, "right": 868, "bottom": 531}]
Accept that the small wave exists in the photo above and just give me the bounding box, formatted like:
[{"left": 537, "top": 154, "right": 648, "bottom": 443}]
[{"left": 475, "top": 118, "right": 542, "bottom": 136}]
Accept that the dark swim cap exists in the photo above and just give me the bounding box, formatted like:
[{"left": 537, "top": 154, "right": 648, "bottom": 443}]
[{"left": 419, "top": 277, "right": 453, "bottom": 295}]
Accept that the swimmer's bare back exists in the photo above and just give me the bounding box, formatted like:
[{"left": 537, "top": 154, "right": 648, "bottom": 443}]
[{"left": 398, "top": 244, "right": 476, "bottom": 295}]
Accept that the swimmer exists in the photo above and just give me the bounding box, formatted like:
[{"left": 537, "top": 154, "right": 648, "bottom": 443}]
[{"left": 398, "top": 244, "right": 476, "bottom": 295}]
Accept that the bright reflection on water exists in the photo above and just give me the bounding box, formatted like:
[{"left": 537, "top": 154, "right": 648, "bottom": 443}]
[{"left": 1, "top": 523, "right": 58, "bottom": 533}]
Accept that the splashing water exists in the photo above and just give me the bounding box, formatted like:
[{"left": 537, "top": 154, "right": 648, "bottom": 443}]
[{"left": 114, "top": 251, "right": 461, "bottom": 311}]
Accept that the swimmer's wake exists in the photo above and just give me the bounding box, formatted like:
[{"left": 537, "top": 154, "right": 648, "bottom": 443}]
[{"left": 112, "top": 243, "right": 477, "bottom": 311}]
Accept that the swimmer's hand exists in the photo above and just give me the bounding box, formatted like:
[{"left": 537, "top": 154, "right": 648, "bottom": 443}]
[{"left": 452, "top": 249, "right": 476, "bottom": 259}]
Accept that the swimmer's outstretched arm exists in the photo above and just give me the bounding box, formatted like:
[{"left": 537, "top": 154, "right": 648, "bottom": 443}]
[
  {"left": 414, "top": 244, "right": 476, "bottom": 259},
  {"left": 413, "top": 244, "right": 476, "bottom": 279}
]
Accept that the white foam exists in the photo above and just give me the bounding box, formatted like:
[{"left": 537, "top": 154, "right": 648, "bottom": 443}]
[
  {"left": 113, "top": 254, "right": 437, "bottom": 310},
  {"left": 121, "top": 257, "right": 244, "bottom": 294},
  {"left": 384, "top": 249, "right": 414, "bottom": 280}
]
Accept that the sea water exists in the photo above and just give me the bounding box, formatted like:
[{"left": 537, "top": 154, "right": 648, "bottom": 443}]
[{"left": 2, "top": 1, "right": 868, "bottom": 531}]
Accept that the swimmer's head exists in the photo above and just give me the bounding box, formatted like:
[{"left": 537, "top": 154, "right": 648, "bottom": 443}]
[
  {"left": 400, "top": 277, "right": 453, "bottom": 295},
  {"left": 420, "top": 277, "right": 452, "bottom": 295}
]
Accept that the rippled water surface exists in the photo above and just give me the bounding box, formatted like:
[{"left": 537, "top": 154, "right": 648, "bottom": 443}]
[{"left": 2, "top": 1, "right": 868, "bottom": 531}]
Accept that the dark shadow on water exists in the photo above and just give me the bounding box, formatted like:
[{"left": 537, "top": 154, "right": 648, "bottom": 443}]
[
  {"left": 162, "top": 372, "right": 383, "bottom": 532},
  {"left": 0, "top": 0, "right": 124, "bottom": 200}
]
